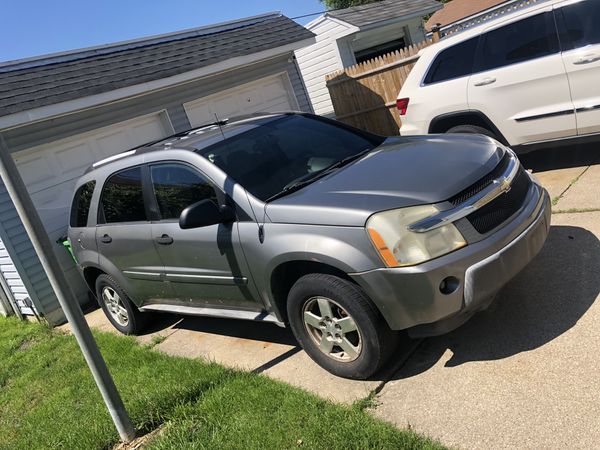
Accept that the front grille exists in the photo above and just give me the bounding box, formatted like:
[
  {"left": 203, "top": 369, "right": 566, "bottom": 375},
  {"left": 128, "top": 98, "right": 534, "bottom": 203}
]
[
  {"left": 466, "top": 166, "right": 531, "bottom": 234},
  {"left": 449, "top": 153, "right": 510, "bottom": 206}
]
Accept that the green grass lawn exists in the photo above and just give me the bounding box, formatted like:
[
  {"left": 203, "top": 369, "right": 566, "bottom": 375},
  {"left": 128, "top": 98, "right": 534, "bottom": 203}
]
[{"left": 0, "top": 317, "right": 444, "bottom": 450}]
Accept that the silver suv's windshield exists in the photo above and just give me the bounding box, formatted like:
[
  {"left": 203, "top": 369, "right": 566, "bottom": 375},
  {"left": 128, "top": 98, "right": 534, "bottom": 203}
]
[{"left": 196, "top": 115, "right": 384, "bottom": 201}]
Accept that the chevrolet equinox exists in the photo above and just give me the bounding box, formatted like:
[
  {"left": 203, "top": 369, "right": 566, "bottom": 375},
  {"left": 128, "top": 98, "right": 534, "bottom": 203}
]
[{"left": 69, "top": 112, "right": 550, "bottom": 379}]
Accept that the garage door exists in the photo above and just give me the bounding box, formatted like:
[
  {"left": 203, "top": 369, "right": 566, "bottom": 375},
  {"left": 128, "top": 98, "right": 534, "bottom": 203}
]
[
  {"left": 184, "top": 74, "right": 298, "bottom": 127},
  {"left": 12, "top": 111, "right": 172, "bottom": 301},
  {"left": 14, "top": 111, "right": 172, "bottom": 239}
]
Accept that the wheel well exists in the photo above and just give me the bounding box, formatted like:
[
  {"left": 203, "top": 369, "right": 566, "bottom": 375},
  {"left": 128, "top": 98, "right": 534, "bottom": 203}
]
[
  {"left": 429, "top": 112, "right": 508, "bottom": 145},
  {"left": 83, "top": 267, "right": 104, "bottom": 297},
  {"left": 270, "top": 261, "right": 353, "bottom": 323}
]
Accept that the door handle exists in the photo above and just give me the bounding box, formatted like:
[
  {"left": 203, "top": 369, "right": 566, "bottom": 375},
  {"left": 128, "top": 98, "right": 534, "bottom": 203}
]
[
  {"left": 573, "top": 54, "right": 600, "bottom": 65},
  {"left": 474, "top": 77, "right": 496, "bottom": 87},
  {"left": 155, "top": 234, "right": 174, "bottom": 245},
  {"left": 100, "top": 234, "right": 112, "bottom": 244}
]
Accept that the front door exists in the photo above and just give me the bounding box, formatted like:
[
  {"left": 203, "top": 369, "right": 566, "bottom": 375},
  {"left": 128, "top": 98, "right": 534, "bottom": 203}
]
[
  {"left": 467, "top": 9, "right": 576, "bottom": 145},
  {"left": 555, "top": 0, "right": 600, "bottom": 136},
  {"left": 96, "top": 166, "right": 171, "bottom": 306},
  {"left": 148, "top": 162, "right": 259, "bottom": 310}
]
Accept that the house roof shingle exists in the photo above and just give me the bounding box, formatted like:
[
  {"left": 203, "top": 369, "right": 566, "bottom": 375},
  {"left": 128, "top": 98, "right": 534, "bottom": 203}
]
[
  {"left": 425, "top": 0, "right": 508, "bottom": 31},
  {"left": 328, "top": 0, "right": 442, "bottom": 28},
  {"left": 0, "top": 14, "right": 314, "bottom": 117}
]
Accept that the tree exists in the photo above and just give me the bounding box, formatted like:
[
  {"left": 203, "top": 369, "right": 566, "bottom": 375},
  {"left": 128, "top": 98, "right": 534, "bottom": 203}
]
[{"left": 320, "top": 0, "right": 382, "bottom": 10}]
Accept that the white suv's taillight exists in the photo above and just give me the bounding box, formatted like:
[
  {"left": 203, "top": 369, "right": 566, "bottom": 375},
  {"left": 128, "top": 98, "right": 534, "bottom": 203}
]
[{"left": 396, "top": 97, "right": 409, "bottom": 115}]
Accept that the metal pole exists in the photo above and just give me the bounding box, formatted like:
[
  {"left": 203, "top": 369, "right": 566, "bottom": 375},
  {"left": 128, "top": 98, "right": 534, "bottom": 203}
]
[{"left": 0, "top": 134, "right": 136, "bottom": 443}]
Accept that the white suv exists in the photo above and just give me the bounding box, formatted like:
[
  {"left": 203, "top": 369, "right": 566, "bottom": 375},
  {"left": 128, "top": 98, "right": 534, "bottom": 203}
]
[{"left": 397, "top": 0, "right": 600, "bottom": 152}]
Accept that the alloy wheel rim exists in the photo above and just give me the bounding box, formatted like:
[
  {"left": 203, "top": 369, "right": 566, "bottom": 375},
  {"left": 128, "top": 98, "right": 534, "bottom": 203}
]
[
  {"left": 302, "top": 296, "right": 362, "bottom": 362},
  {"left": 102, "top": 287, "right": 129, "bottom": 327}
]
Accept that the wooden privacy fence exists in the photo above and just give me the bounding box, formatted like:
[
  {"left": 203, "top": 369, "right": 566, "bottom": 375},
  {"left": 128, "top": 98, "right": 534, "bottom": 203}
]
[{"left": 326, "top": 39, "right": 433, "bottom": 136}]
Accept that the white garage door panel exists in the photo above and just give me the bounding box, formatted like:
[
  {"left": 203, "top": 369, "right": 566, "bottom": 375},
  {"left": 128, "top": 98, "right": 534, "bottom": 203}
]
[
  {"left": 184, "top": 74, "right": 297, "bottom": 127},
  {"left": 14, "top": 112, "right": 171, "bottom": 239}
]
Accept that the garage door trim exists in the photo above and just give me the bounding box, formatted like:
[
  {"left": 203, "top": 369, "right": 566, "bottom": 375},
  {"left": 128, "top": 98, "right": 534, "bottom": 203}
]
[{"left": 182, "top": 72, "right": 300, "bottom": 127}]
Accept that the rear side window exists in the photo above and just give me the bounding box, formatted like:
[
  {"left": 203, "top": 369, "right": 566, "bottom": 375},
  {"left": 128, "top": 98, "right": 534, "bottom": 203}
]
[
  {"left": 150, "top": 164, "right": 218, "bottom": 220},
  {"left": 70, "top": 181, "right": 95, "bottom": 227},
  {"left": 100, "top": 167, "right": 146, "bottom": 223},
  {"left": 476, "top": 12, "right": 559, "bottom": 71},
  {"left": 556, "top": 0, "right": 600, "bottom": 51},
  {"left": 424, "top": 37, "right": 479, "bottom": 85}
]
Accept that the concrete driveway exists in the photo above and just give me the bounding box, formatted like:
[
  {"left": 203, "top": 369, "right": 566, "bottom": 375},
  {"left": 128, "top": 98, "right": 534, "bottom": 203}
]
[{"left": 71, "top": 143, "right": 600, "bottom": 449}]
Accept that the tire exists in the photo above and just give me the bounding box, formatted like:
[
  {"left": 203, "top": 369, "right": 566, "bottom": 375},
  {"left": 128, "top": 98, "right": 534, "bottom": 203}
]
[
  {"left": 95, "top": 274, "right": 150, "bottom": 335},
  {"left": 447, "top": 124, "right": 499, "bottom": 140},
  {"left": 287, "top": 274, "right": 398, "bottom": 380}
]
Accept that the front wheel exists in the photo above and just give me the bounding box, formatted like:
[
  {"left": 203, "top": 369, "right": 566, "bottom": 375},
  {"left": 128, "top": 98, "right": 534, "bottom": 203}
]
[{"left": 287, "top": 274, "right": 398, "bottom": 379}]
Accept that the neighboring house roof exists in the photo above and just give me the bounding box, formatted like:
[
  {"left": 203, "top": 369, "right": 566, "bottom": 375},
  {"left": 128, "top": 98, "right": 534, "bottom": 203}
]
[
  {"left": 328, "top": 0, "right": 442, "bottom": 28},
  {"left": 426, "top": 0, "right": 508, "bottom": 31},
  {"left": 0, "top": 13, "right": 314, "bottom": 117}
]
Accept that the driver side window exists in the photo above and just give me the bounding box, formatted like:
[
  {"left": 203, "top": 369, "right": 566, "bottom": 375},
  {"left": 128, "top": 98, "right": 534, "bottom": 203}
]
[{"left": 150, "top": 163, "right": 218, "bottom": 220}]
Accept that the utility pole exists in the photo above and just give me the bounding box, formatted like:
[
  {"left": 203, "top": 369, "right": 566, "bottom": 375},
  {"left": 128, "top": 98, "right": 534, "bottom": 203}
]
[{"left": 0, "top": 134, "right": 136, "bottom": 443}]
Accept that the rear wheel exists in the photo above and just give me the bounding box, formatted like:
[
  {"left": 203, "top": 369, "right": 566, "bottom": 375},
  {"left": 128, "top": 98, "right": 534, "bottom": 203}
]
[
  {"left": 447, "top": 124, "right": 498, "bottom": 140},
  {"left": 96, "top": 274, "right": 149, "bottom": 335},
  {"left": 287, "top": 274, "right": 398, "bottom": 379}
]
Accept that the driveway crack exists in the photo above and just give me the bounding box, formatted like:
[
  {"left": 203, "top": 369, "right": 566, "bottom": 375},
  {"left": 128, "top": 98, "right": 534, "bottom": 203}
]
[{"left": 552, "top": 165, "right": 590, "bottom": 206}]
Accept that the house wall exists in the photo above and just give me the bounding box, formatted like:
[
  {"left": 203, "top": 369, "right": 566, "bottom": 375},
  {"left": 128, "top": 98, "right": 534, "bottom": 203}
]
[
  {"left": 0, "top": 53, "right": 312, "bottom": 325},
  {"left": 296, "top": 16, "right": 428, "bottom": 117},
  {"left": 295, "top": 17, "right": 358, "bottom": 117}
]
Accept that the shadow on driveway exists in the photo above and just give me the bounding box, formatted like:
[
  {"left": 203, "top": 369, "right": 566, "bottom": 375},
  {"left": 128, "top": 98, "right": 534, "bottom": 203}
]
[
  {"left": 172, "top": 315, "right": 298, "bottom": 347},
  {"left": 393, "top": 224, "right": 600, "bottom": 380},
  {"left": 519, "top": 141, "right": 600, "bottom": 172}
]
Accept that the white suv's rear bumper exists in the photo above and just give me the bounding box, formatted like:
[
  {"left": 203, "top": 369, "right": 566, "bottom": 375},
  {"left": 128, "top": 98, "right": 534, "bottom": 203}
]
[{"left": 399, "top": 120, "right": 428, "bottom": 136}]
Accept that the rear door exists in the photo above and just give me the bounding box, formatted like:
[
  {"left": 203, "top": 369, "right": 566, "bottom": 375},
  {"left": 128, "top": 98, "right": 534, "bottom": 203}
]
[
  {"left": 96, "top": 166, "right": 171, "bottom": 305},
  {"left": 148, "top": 162, "right": 260, "bottom": 311},
  {"left": 555, "top": 0, "right": 600, "bottom": 135},
  {"left": 467, "top": 8, "right": 576, "bottom": 145}
]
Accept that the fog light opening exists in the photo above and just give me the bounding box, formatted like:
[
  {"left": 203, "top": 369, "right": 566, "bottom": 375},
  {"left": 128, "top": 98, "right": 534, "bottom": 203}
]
[{"left": 439, "top": 276, "right": 460, "bottom": 295}]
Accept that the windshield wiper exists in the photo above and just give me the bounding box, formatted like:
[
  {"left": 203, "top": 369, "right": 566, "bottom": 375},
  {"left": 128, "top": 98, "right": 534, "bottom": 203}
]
[{"left": 266, "top": 147, "right": 373, "bottom": 202}]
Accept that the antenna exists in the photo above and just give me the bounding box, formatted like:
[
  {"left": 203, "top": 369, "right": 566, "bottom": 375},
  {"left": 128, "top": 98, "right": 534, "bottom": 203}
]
[
  {"left": 214, "top": 112, "right": 227, "bottom": 140},
  {"left": 211, "top": 112, "right": 262, "bottom": 239}
]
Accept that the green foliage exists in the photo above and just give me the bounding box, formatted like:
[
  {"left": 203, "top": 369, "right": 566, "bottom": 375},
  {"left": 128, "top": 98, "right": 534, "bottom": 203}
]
[{"left": 320, "top": 0, "right": 382, "bottom": 11}]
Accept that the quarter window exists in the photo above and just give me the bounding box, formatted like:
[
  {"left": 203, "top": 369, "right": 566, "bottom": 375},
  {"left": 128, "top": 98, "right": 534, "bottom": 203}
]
[
  {"left": 476, "top": 12, "right": 559, "bottom": 72},
  {"left": 100, "top": 167, "right": 146, "bottom": 223},
  {"left": 423, "top": 36, "right": 479, "bottom": 84},
  {"left": 70, "top": 181, "right": 95, "bottom": 227},
  {"left": 557, "top": 0, "right": 600, "bottom": 51},
  {"left": 150, "top": 164, "right": 218, "bottom": 220}
]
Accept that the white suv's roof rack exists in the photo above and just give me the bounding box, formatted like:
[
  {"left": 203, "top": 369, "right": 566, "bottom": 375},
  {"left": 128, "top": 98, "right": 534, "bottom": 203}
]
[{"left": 436, "top": 0, "right": 551, "bottom": 39}]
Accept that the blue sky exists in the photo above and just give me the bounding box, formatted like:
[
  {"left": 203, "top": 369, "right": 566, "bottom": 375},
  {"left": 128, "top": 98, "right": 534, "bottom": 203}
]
[{"left": 1, "top": 0, "right": 324, "bottom": 63}]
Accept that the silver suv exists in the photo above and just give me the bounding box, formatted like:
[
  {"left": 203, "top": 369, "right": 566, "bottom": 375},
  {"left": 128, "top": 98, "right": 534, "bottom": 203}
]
[{"left": 69, "top": 112, "right": 551, "bottom": 379}]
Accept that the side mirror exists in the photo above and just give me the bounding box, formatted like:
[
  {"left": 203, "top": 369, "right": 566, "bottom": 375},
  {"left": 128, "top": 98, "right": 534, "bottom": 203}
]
[{"left": 179, "top": 200, "right": 235, "bottom": 229}]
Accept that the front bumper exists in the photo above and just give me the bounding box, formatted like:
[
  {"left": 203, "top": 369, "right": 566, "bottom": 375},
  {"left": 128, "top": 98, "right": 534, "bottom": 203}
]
[{"left": 350, "top": 181, "right": 551, "bottom": 336}]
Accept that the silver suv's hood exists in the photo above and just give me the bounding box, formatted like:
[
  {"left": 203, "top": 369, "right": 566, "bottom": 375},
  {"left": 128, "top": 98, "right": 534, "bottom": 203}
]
[{"left": 266, "top": 134, "right": 505, "bottom": 226}]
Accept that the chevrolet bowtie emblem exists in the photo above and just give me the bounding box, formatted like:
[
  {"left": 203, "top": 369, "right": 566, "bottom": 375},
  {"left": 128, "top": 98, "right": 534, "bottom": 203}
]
[{"left": 498, "top": 176, "right": 512, "bottom": 193}]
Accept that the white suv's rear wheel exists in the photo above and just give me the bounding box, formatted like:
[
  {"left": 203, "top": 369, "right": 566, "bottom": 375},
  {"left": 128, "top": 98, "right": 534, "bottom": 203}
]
[{"left": 447, "top": 124, "right": 498, "bottom": 140}]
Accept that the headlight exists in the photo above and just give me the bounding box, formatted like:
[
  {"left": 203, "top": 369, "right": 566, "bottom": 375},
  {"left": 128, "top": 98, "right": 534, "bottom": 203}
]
[{"left": 366, "top": 205, "right": 466, "bottom": 267}]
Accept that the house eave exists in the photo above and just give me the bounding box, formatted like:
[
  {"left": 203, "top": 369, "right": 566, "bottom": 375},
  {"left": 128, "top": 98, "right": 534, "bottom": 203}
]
[
  {"left": 0, "top": 37, "right": 316, "bottom": 133},
  {"left": 351, "top": 5, "right": 443, "bottom": 32}
]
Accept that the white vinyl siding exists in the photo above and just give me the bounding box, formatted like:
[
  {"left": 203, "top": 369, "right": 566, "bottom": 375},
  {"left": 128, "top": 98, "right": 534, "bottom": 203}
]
[
  {"left": 295, "top": 18, "right": 358, "bottom": 116},
  {"left": 0, "top": 237, "right": 31, "bottom": 315}
]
